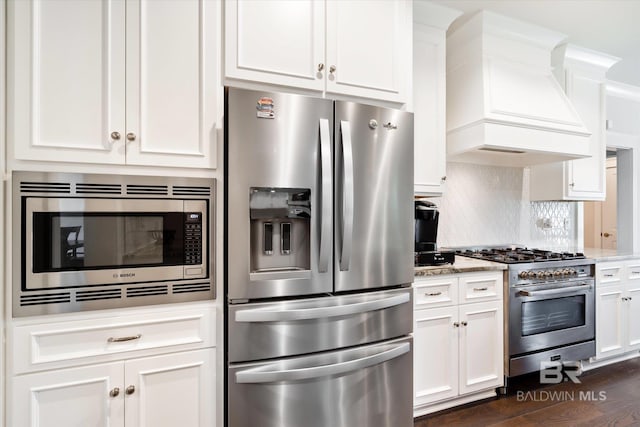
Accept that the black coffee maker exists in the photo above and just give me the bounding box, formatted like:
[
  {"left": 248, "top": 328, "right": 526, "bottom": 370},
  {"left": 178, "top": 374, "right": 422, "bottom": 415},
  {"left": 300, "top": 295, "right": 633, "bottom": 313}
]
[{"left": 414, "top": 200, "right": 455, "bottom": 266}]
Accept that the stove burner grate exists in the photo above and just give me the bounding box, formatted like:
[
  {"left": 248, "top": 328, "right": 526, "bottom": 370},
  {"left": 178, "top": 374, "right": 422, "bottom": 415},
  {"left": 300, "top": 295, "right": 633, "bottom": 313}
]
[{"left": 457, "top": 248, "right": 585, "bottom": 264}]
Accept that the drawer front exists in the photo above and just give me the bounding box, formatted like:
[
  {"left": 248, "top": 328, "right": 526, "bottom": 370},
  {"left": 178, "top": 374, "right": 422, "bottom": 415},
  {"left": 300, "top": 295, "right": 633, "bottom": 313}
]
[
  {"left": 626, "top": 262, "right": 640, "bottom": 281},
  {"left": 597, "top": 264, "right": 623, "bottom": 285},
  {"left": 228, "top": 288, "right": 412, "bottom": 363},
  {"left": 414, "top": 278, "right": 458, "bottom": 309},
  {"left": 12, "top": 305, "right": 215, "bottom": 374},
  {"left": 229, "top": 337, "right": 413, "bottom": 427},
  {"left": 459, "top": 273, "right": 502, "bottom": 304}
]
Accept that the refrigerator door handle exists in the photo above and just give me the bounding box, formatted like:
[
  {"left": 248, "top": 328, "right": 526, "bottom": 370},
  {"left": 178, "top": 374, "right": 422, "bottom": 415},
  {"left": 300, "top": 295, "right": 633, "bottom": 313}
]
[
  {"left": 318, "top": 118, "right": 332, "bottom": 273},
  {"left": 235, "top": 292, "right": 409, "bottom": 322},
  {"left": 235, "top": 341, "right": 410, "bottom": 383},
  {"left": 339, "top": 120, "right": 354, "bottom": 271}
]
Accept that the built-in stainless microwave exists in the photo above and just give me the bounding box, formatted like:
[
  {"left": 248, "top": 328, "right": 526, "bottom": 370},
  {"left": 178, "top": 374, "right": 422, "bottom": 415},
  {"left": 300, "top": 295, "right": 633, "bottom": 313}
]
[{"left": 12, "top": 172, "right": 215, "bottom": 317}]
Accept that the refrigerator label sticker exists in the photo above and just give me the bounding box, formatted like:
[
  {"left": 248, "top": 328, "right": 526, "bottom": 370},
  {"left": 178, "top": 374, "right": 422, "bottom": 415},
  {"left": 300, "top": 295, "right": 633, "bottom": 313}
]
[{"left": 256, "top": 97, "right": 275, "bottom": 119}]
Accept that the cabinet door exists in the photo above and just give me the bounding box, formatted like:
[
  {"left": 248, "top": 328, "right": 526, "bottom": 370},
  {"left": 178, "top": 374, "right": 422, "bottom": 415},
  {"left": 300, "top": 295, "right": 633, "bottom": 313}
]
[
  {"left": 124, "top": 349, "right": 215, "bottom": 427},
  {"left": 458, "top": 301, "right": 503, "bottom": 395},
  {"left": 224, "top": 0, "right": 324, "bottom": 91},
  {"left": 565, "top": 71, "right": 606, "bottom": 199},
  {"left": 626, "top": 284, "right": 640, "bottom": 351},
  {"left": 413, "top": 24, "right": 446, "bottom": 195},
  {"left": 413, "top": 306, "right": 458, "bottom": 407},
  {"left": 596, "top": 285, "right": 625, "bottom": 359},
  {"left": 7, "top": 0, "right": 126, "bottom": 164},
  {"left": 326, "top": 0, "right": 409, "bottom": 103},
  {"left": 125, "top": 0, "right": 218, "bottom": 168},
  {"left": 10, "top": 362, "right": 124, "bottom": 427}
]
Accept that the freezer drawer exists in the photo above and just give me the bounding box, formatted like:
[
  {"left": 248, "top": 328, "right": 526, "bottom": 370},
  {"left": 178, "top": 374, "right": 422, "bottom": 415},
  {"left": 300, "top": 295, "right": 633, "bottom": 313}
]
[
  {"left": 228, "top": 287, "right": 412, "bottom": 362},
  {"left": 228, "top": 337, "right": 413, "bottom": 427}
]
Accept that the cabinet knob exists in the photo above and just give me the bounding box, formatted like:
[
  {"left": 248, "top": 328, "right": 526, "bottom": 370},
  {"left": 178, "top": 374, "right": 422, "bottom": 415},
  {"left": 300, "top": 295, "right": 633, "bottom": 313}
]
[
  {"left": 110, "top": 131, "right": 121, "bottom": 141},
  {"left": 110, "top": 387, "right": 120, "bottom": 398},
  {"left": 125, "top": 385, "right": 136, "bottom": 395},
  {"left": 126, "top": 132, "right": 137, "bottom": 142},
  {"left": 453, "top": 322, "right": 460, "bottom": 328},
  {"left": 317, "top": 63, "right": 324, "bottom": 72},
  {"left": 570, "top": 182, "right": 575, "bottom": 188},
  {"left": 441, "top": 176, "right": 447, "bottom": 182},
  {"left": 329, "top": 65, "right": 336, "bottom": 74},
  {"left": 461, "top": 321, "right": 468, "bottom": 326},
  {"left": 603, "top": 232, "right": 611, "bottom": 238}
]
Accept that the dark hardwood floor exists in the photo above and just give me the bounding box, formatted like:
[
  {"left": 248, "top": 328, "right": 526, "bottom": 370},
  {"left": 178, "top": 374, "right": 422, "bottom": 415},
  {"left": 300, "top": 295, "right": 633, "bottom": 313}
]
[{"left": 414, "top": 357, "right": 640, "bottom": 427}]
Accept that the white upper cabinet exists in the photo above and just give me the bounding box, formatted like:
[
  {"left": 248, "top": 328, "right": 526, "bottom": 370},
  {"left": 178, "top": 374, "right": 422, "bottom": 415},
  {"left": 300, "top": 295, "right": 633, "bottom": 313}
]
[
  {"left": 124, "top": 0, "right": 218, "bottom": 168},
  {"left": 412, "top": 2, "right": 461, "bottom": 195},
  {"left": 225, "top": 0, "right": 325, "bottom": 92},
  {"left": 225, "top": 0, "right": 411, "bottom": 104},
  {"left": 7, "top": 0, "right": 218, "bottom": 169},
  {"left": 324, "top": 0, "right": 409, "bottom": 102},
  {"left": 8, "top": 0, "right": 126, "bottom": 165},
  {"left": 606, "top": 81, "right": 640, "bottom": 143},
  {"left": 530, "top": 45, "right": 620, "bottom": 201}
]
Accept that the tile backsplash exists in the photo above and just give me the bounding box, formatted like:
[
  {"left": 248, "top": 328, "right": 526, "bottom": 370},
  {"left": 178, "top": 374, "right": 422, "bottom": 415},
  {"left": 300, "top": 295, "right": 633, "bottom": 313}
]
[{"left": 425, "top": 162, "right": 578, "bottom": 250}]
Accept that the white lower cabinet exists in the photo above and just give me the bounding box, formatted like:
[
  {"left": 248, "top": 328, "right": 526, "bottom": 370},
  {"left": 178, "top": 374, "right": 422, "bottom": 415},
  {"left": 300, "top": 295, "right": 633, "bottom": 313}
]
[
  {"left": 11, "top": 349, "right": 215, "bottom": 427},
  {"left": 8, "top": 304, "right": 216, "bottom": 427},
  {"left": 596, "top": 260, "right": 640, "bottom": 360},
  {"left": 413, "top": 271, "right": 504, "bottom": 416}
]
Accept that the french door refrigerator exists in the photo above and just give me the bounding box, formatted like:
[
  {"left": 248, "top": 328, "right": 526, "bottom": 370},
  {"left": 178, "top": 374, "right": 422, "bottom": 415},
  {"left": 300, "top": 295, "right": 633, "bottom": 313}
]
[{"left": 225, "top": 87, "right": 414, "bottom": 427}]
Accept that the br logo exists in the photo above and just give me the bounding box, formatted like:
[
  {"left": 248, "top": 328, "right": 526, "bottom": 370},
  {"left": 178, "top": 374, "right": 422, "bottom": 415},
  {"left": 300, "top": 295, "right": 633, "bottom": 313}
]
[{"left": 539, "top": 361, "right": 582, "bottom": 384}]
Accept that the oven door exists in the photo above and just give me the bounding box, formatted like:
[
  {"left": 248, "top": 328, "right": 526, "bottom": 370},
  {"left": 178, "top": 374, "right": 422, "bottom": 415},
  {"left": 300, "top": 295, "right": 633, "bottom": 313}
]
[
  {"left": 509, "top": 280, "right": 595, "bottom": 356},
  {"left": 24, "top": 197, "right": 207, "bottom": 289}
]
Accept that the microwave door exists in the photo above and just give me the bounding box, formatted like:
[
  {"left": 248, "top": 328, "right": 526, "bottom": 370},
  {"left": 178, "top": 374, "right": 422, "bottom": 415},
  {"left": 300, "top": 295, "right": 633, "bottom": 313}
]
[
  {"left": 24, "top": 198, "right": 206, "bottom": 289},
  {"left": 225, "top": 87, "right": 333, "bottom": 301}
]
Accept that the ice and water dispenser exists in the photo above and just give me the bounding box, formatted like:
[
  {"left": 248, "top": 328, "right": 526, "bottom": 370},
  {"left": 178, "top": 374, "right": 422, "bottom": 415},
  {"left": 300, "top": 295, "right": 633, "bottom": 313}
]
[{"left": 249, "top": 188, "right": 311, "bottom": 273}]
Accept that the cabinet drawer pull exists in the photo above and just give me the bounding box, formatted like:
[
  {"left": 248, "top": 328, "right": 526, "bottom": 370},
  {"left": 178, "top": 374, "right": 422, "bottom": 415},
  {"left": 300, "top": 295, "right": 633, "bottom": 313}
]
[
  {"left": 604, "top": 274, "right": 615, "bottom": 278},
  {"left": 107, "top": 333, "right": 142, "bottom": 343},
  {"left": 425, "top": 291, "right": 442, "bottom": 297},
  {"left": 473, "top": 287, "right": 489, "bottom": 291},
  {"left": 631, "top": 271, "right": 640, "bottom": 275}
]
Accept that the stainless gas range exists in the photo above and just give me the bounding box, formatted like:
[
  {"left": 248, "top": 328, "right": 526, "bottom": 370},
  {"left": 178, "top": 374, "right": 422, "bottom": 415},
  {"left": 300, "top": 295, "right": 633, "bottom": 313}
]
[{"left": 458, "top": 247, "right": 595, "bottom": 379}]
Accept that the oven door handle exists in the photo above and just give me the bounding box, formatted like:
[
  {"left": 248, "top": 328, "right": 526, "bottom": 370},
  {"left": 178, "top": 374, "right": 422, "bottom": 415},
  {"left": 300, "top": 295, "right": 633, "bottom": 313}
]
[
  {"left": 517, "top": 283, "right": 591, "bottom": 297},
  {"left": 235, "top": 342, "right": 410, "bottom": 383},
  {"left": 235, "top": 292, "right": 409, "bottom": 322}
]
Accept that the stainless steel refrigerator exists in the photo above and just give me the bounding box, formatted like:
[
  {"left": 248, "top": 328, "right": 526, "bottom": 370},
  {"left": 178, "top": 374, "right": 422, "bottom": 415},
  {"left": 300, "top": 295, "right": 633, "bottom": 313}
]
[{"left": 225, "top": 87, "right": 414, "bottom": 427}]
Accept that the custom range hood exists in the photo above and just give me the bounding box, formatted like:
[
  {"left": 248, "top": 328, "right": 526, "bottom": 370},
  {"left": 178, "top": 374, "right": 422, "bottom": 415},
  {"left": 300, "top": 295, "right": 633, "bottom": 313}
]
[{"left": 446, "top": 11, "right": 591, "bottom": 167}]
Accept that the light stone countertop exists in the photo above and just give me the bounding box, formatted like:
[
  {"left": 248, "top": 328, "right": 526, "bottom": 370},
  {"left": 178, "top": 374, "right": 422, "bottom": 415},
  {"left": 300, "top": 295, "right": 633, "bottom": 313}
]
[
  {"left": 583, "top": 247, "right": 640, "bottom": 263},
  {"left": 415, "top": 255, "right": 507, "bottom": 277}
]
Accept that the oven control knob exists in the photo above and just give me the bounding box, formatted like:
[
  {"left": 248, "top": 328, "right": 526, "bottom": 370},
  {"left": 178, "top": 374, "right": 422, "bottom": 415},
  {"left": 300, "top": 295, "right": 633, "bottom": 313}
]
[
  {"left": 553, "top": 270, "right": 562, "bottom": 276},
  {"left": 518, "top": 271, "right": 529, "bottom": 279},
  {"left": 536, "top": 271, "right": 546, "bottom": 278},
  {"left": 569, "top": 269, "right": 577, "bottom": 276},
  {"left": 527, "top": 271, "right": 536, "bottom": 278},
  {"left": 544, "top": 271, "right": 553, "bottom": 278}
]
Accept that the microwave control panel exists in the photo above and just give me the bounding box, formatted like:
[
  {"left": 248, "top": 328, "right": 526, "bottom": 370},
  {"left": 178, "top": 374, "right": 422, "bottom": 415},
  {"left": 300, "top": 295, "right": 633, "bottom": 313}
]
[{"left": 185, "top": 212, "right": 203, "bottom": 265}]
